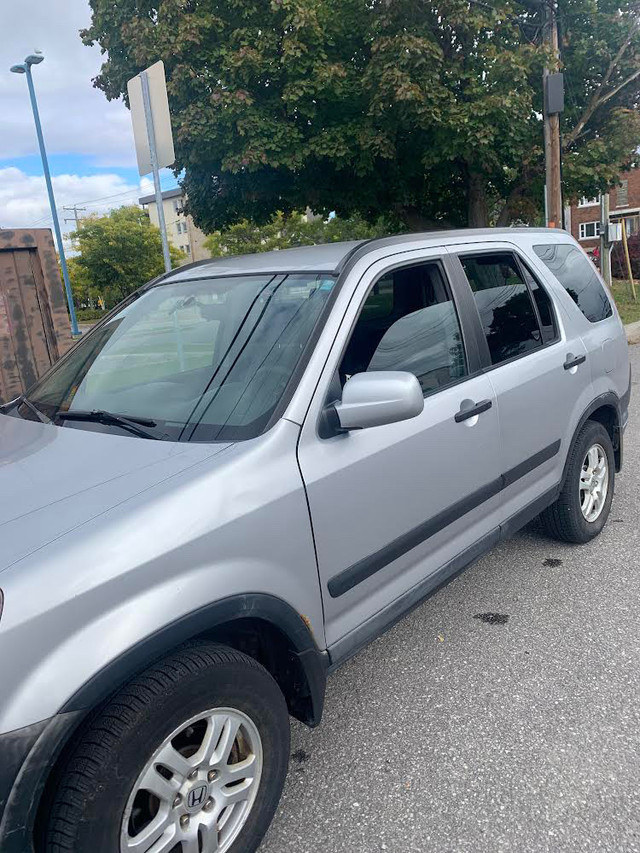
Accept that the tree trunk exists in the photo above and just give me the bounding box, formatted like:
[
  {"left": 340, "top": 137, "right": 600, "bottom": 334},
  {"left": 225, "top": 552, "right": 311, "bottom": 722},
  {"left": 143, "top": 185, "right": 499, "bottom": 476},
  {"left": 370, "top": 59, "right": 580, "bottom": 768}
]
[
  {"left": 467, "top": 170, "right": 489, "bottom": 227},
  {"left": 496, "top": 200, "right": 512, "bottom": 227},
  {"left": 394, "top": 204, "right": 454, "bottom": 232}
]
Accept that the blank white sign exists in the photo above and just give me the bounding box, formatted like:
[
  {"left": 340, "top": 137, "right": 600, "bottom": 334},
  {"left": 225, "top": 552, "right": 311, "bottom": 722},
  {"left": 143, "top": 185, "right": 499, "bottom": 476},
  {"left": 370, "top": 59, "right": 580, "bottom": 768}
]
[{"left": 127, "top": 60, "right": 175, "bottom": 176}]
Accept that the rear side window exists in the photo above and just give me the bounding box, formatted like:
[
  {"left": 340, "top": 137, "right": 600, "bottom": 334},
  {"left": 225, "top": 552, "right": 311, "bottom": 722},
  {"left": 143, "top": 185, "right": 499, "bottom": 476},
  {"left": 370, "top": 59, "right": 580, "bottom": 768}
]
[
  {"left": 533, "top": 243, "right": 612, "bottom": 323},
  {"left": 459, "top": 253, "right": 542, "bottom": 365}
]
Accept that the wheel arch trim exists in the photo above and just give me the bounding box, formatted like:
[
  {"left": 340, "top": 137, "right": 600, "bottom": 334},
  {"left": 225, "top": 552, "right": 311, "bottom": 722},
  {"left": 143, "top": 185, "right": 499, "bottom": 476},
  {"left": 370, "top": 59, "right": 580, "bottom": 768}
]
[
  {"left": 564, "top": 392, "right": 623, "bottom": 481},
  {"left": 60, "top": 593, "right": 328, "bottom": 724}
]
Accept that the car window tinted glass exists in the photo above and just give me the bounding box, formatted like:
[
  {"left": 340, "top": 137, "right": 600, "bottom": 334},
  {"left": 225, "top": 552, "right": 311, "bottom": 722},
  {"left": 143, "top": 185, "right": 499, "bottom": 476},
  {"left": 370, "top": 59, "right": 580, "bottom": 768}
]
[
  {"left": 28, "top": 274, "right": 336, "bottom": 442},
  {"left": 460, "top": 253, "right": 542, "bottom": 365},
  {"left": 533, "top": 243, "right": 612, "bottom": 323},
  {"left": 341, "top": 262, "right": 467, "bottom": 396},
  {"left": 519, "top": 262, "right": 558, "bottom": 343},
  {"left": 360, "top": 274, "right": 394, "bottom": 321}
]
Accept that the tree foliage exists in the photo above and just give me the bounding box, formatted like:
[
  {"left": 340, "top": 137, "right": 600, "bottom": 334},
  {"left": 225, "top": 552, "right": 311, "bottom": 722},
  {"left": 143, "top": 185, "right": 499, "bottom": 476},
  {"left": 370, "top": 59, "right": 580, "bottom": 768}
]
[
  {"left": 204, "top": 210, "right": 396, "bottom": 256},
  {"left": 69, "top": 206, "right": 184, "bottom": 309},
  {"left": 83, "top": 0, "right": 640, "bottom": 229}
]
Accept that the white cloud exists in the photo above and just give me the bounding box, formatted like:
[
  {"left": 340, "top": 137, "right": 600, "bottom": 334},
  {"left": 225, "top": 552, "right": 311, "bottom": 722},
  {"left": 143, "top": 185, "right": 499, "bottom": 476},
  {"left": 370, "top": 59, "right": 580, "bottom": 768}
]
[
  {"left": 0, "top": 167, "right": 145, "bottom": 233},
  {"left": 0, "top": 0, "right": 136, "bottom": 167}
]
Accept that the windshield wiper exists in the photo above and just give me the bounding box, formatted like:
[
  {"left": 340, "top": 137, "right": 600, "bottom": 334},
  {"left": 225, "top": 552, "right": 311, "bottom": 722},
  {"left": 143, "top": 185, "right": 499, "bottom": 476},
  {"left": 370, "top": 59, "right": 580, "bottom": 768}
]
[
  {"left": 56, "top": 409, "right": 163, "bottom": 440},
  {"left": 16, "top": 395, "right": 52, "bottom": 424}
]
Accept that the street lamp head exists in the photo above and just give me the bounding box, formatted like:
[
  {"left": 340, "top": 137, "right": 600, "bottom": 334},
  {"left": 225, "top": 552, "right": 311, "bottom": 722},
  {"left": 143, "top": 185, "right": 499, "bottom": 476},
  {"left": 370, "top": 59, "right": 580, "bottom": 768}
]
[
  {"left": 10, "top": 63, "right": 26, "bottom": 74},
  {"left": 25, "top": 52, "right": 44, "bottom": 66}
]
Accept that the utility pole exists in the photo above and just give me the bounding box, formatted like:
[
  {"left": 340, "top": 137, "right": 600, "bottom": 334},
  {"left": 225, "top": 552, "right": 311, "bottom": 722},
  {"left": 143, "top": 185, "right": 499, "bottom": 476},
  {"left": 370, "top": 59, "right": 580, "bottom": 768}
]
[
  {"left": 63, "top": 205, "right": 86, "bottom": 229},
  {"left": 600, "top": 192, "right": 612, "bottom": 286},
  {"left": 543, "top": 0, "right": 563, "bottom": 228}
]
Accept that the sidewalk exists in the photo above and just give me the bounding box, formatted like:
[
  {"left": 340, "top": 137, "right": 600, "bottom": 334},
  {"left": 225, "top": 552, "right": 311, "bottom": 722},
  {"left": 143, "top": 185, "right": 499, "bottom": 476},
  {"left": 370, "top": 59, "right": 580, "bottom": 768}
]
[{"left": 626, "top": 320, "right": 640, "bottom": 346}]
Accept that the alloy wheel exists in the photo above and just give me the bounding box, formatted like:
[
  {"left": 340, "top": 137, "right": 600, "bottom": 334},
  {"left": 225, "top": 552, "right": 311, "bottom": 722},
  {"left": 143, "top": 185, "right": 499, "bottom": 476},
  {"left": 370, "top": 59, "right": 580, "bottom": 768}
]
[
  {"left": 579, "top": 443, "right": 609, "bottom": 523},
  {"left": 120, "top": 707, "right": 263, "bottom": 853}
]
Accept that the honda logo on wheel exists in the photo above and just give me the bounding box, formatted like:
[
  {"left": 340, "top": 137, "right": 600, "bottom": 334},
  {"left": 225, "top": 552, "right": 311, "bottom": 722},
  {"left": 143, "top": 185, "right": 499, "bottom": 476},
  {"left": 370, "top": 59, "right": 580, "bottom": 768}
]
[{"left": 187, "top": 783, "right": 208, "bottom": 811}]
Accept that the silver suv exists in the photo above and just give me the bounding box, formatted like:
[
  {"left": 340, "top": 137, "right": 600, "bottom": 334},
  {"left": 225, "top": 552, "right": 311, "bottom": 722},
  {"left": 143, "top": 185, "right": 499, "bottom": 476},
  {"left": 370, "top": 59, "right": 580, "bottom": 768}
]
[{"left": 0, "top": 230, "right": 630, "bottom": 853}]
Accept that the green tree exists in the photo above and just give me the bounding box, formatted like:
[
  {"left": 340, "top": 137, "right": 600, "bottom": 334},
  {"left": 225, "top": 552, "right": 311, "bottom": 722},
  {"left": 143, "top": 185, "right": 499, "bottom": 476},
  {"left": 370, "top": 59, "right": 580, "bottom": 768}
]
[
  {"left": 204, "top": 210, "right": 396, "bottom": 257},
  {"left": 82, "top": 0, "right": 640, "bottom": 229},
  {"left": 70, "top": 206, "right": 184, "bottom": 308},
  {"left": 66, "top": 256, "right": 100, "bottom": 309}
]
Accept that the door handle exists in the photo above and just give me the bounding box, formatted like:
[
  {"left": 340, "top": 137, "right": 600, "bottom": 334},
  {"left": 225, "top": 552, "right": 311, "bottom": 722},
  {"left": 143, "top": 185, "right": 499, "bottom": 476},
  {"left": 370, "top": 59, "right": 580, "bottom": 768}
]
[
  {"left": 564, "top": 353, "right": 586, "bottom": 370},
  {"left": 454, "top": 399, "right": 492, "bottom": 423}
]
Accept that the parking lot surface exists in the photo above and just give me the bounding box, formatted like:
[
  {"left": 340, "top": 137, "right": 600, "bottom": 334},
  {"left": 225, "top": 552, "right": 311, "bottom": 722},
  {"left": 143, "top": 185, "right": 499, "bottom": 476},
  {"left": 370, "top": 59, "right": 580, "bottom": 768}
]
[{"left": 261, "top": 343, "right": 640, "bottom": 853}]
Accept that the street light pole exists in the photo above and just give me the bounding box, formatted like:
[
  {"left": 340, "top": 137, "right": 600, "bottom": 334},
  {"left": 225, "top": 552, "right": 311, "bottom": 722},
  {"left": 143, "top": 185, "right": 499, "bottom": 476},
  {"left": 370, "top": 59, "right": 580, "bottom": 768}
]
[{"left": 10, "top": 53, "right": 80, "bottom": 336}]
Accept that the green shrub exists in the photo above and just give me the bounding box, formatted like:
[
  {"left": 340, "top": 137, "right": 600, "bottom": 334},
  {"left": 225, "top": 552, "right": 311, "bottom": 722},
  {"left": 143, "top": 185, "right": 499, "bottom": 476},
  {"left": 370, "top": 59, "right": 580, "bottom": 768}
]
[{"left": 75, "top": 308, "right": 106, "bottom": 322}]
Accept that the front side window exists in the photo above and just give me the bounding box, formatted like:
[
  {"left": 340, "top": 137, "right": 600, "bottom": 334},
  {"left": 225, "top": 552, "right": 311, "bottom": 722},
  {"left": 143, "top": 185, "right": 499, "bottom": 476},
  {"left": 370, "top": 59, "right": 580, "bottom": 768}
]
[
  {"left": 459, "top": 253, "right": 542, "bottom": 366},
  {"left": 340, "top": 261, "right": 467, "bottom": 396},
  {"left": 533, "top": 243, "right": 612, "bottom": 323},
  {"left": 26, "top": 273, "right": 336, "bottom": 441}
]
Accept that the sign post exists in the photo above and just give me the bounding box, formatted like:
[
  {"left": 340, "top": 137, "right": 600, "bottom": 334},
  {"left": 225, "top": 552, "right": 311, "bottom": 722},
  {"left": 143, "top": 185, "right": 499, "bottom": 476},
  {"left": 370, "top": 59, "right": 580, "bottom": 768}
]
[{"left": 127, "top": 61, "right": 175, "bottom": 273}]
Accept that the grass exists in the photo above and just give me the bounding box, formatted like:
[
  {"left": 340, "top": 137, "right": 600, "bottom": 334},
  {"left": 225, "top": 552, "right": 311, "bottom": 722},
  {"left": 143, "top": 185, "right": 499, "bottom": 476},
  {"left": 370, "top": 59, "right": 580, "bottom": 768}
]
[{"left": 610, "top": 279, "right": 640, "bottom": 326}]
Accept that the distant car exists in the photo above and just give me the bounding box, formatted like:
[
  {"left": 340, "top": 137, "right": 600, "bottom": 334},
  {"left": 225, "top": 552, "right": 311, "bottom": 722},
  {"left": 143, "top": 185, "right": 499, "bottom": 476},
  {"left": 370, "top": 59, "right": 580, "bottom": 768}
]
[{"left": 0, "top": 229, "right": 631, "bottom": 853}]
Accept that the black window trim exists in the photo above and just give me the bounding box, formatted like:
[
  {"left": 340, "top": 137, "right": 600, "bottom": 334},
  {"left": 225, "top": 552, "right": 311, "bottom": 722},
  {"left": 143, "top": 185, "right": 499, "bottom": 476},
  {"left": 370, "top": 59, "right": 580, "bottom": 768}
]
[
  {"left": 510, "top": 252, "right": 560, "bottom": 347},
  {"left": 449, "top": 247, "right": 562, "bottom": 373},
  {"left": 317, "top": 254, "right": 483, "bottom": 436}
]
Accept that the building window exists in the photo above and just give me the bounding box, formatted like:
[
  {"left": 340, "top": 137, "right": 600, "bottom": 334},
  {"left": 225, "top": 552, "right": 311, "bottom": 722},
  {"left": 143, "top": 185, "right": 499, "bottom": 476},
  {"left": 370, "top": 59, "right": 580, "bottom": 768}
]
[
  {"left": 185, "top": 245, "right": 191, "bottom": 254},
  {"left": 579, "top": 221, "right": 600, "bottom": 240},
  {"left": 172, "top": 199, "right": 181, "bottom": 212},
  {"left": 616, "top": 180, "right": 629, "bottom": 208},
  {"left": 578, "top": 196, "right": 599, "bottom": 208}
]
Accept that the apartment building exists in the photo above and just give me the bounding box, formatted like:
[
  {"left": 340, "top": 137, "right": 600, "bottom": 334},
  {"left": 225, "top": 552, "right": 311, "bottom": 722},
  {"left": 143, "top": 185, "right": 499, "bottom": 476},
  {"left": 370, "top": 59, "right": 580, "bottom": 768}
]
[
  {"left": 138, "top": 187, "right": 211, "bottom": 264},
  {"left": 568, "top": 167, "right": 640, "bottom": 256}
]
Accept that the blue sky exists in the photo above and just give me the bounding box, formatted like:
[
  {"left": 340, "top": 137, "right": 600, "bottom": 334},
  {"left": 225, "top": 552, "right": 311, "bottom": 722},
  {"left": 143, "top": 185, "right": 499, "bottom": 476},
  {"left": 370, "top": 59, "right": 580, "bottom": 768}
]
[{"left": 0, "top": 0, "right": 178, "bottom": 235}]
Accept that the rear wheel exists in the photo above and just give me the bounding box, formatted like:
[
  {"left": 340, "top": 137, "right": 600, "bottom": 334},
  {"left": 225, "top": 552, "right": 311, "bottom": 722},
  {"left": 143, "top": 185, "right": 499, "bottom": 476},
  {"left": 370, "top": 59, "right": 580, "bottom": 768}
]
[
  {"left": 540, "top": 419, "right": 615, "bottom": 544},
  {"left": 44, "top": 643, "right": 290, "bottom": 853}
]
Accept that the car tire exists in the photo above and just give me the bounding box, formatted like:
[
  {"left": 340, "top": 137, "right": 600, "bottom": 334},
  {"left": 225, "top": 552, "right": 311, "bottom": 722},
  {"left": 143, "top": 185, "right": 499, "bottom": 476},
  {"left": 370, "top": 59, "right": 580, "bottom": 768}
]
[
  {"left": 44, "top": 643, "right": 290, "bottom": 853},
  {"left": 540, "top": 419, "right": 615, "bottom": 544}
]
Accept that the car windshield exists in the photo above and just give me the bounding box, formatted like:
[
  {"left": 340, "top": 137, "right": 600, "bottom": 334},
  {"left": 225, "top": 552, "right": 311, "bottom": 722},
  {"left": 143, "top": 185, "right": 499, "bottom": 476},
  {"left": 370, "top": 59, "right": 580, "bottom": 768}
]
[{"left": 26, "top": 273, "right": 336, "bottom": 442}]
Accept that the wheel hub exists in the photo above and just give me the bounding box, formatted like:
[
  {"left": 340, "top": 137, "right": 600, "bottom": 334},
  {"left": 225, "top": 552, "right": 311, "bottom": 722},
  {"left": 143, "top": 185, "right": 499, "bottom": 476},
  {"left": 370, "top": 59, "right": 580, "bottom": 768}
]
[{"left": 184, "top": 781, "right": 210, "bottom": 814}]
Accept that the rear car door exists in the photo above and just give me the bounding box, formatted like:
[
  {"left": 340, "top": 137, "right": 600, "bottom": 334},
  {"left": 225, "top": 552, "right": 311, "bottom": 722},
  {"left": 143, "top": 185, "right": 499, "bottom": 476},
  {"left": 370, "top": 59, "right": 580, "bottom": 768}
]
[
  {"left": 447, "top": 243, "right": 592, "bottom": 525},
  {"left": 297, "top": 248, "right": 503, "bottom": 655}
]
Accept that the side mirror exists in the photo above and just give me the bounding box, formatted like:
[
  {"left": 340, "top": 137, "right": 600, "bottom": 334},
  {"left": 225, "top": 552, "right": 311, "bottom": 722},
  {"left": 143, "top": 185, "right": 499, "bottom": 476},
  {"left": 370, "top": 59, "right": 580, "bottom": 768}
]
[{"left": 333, "top": 371, "right": 424, "bottom": 431}]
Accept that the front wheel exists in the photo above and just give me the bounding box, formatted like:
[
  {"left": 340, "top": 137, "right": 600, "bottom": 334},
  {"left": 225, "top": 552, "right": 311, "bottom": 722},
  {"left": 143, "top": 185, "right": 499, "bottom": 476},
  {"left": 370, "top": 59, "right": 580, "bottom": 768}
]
[
  {"left": 44, "top": 644, "right": 290, "bottom": 853},
  {"left": 540, "top": 419, "right": 615, "bottom": 544}
]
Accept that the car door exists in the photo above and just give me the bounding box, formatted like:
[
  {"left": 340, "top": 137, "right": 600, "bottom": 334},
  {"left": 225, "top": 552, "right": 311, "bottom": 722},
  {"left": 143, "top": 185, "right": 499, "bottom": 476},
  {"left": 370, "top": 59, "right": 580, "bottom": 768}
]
[
  {"left": 296, "top": 248, "right": 503, "bottom": 655},
  {"left": 448, "top": 243, "right": 592, "bottom": 526}
]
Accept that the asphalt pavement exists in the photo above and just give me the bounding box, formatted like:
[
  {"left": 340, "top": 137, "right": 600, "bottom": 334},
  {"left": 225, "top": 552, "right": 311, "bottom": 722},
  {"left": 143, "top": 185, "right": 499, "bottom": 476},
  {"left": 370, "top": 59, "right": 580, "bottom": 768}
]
[{"left": 260, "top": 343, "right": 640, "bottom": 853}]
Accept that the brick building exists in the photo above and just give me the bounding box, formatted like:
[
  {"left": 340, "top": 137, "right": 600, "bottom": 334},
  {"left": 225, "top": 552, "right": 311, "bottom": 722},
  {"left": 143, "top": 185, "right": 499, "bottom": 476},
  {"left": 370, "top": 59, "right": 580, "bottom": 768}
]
[{"left": 567, "top": 167, "right": 640, "bottom": 257}]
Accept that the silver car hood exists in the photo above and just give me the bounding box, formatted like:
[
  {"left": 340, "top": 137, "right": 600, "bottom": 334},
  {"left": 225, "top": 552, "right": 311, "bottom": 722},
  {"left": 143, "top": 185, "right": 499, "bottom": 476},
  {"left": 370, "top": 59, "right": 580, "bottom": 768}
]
[{"left": 0, "top": 414, "right": 232, "bottom": 572}]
